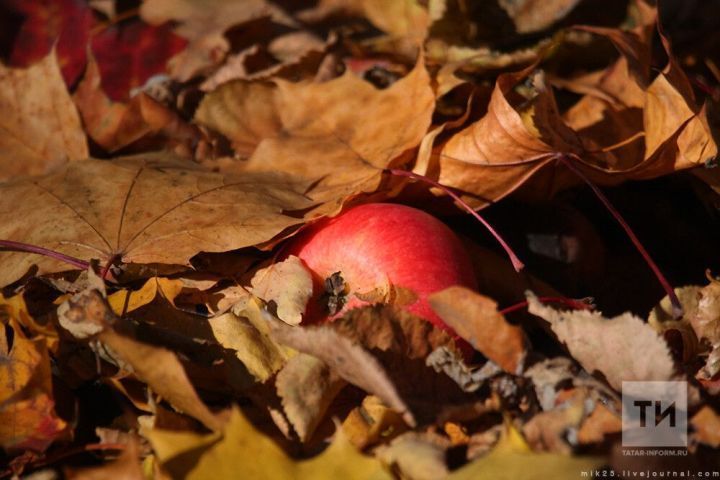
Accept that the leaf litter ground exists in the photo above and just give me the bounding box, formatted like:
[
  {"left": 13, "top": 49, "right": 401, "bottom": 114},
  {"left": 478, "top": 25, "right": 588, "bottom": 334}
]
[{"left": 1, "top": 0, "right": 720, "bottom": 478}]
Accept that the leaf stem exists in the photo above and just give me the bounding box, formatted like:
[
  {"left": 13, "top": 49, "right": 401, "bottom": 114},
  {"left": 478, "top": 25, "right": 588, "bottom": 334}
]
[
  {"left": 556, "top": 154, "right": 683, "bottom": 319},
  {"left": 386, "top": 169, "right": 524, "bottom": 271},
  {"left": 0, "top": 239, "right": 90, "bottom": 271},
  {"left": 499, "top": 296, "right": 595, "bottom": 316}
]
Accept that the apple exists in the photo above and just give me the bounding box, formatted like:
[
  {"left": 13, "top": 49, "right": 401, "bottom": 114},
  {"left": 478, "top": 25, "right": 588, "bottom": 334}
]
[{"left": 284, "top": 203, "right": 478, "bottom": 349}]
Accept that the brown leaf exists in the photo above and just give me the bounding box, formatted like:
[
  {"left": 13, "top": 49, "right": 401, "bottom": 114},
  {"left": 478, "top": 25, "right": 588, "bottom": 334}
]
[
  {"left": 99, "top": 328, "right": 225, "bottom": 431},
  {"left": 140, "top": 0, "right": 295, "bottom": 81},
  {"left": 275, "top": 353, "right": 345, "bottom": 442},
  {"left": 437, "top": 70, "right": 576, "bottom": 208},
  {"left": 196, "top": 57, "right": 434, "bottom": 204},
  {"left": 429, "top": 286, "right": 527, "bottom": 374},
  {"left": 73, "top": 54, "right": 199, "bottom": 154},
  {"left": 298, "top": 0, "right": 429, "bottom": 41},
  {"left": 332, "top": 304, "right": 456, "bottom": 359},
  {"left": 0, "top": 50, "right": 88, "bottom": 181},
  {"left": 527, "top": 292, "right": 676, "bottom": 390},
  {"left": 269, "top": 319, "right": 415, "bottom": 427},
  {"left": 250, "top": 256, "right": 314, "bottom": 326},
  {"left": 0, "top": 154, "right": 313, "bottom": 287}
]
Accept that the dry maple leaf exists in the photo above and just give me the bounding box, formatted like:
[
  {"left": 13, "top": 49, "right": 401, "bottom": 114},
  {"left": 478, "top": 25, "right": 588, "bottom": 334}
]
[
  {"left": 73, "top": 54, "right": 200, "bottom": 154},
  {"left": 526, "top": 292, "right": 676, "bottom": 390},
  {"left": 0, "top": 50, "right": 88, "bottom": 182},
  {"left": 195, "top": 55, "right": 434, "bottom": 204},
  {"left": 147, "top": 407, "right": 392, "bottom": 479},
  {"left": 140, "top": 0, "right": 296, "bottom": 81},
  {"left": 0, "top": 154, "right": 313, "bottom": 287},
  {"left": 269, "top": 318, "right": 415, "bottom": 427}
]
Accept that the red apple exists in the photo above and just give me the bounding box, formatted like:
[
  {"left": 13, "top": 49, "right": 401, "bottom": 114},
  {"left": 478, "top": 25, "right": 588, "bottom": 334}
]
[{"left": 284, "top": 203, "right": 478, "bottom": 349}]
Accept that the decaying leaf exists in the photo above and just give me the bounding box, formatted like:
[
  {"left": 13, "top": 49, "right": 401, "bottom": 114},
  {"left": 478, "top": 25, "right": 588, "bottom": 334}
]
[
  {"left": 148, "top": 407, "right": 392, "bottom": 479},
  {"left": 269, "top": 319, "right": 415, "bottom": 427},
  {"left": 332, "top": 304, "right": 456, "bottom": 359},
  {"left": 426, "top": 346, "right": 502, "bottom": 392},
  {"left": 527, "top": 292, "right": 676, "bottom": 390},
  {"left": 210, "top": 308, "right": 291, "bottom": 383},
  {"left": 0, "top": 155, "right": 313, "bottom": 287},
  {"left": 250, "top": 256, "right": 314, "bottom": 325},
  {"left": 0, "top": 49, "right": 88, "bottom": 181},
  {"left": 275, "top": 353, "right": 345, "bottom": 442},
  {"left": 429, "top": 286, "right": 527, "bottom": 373}
]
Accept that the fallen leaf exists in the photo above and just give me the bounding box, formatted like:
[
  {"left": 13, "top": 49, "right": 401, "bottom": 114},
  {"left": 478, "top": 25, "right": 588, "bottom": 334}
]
[
  {"left": 99, "top": 328, "right": 225, "bottom": 431},
  {"left": 250, "top": 256, "right": 314, "bottom": 326},
  {"left": 91, "top": 20, "right": 186, "bottom": 101},
  {"left": 297, "top": 0, "right": 429, "bottom": 41},
  {"left": 275, "top": 353, "right": 345, "bottom": 441},
  {"left": 448, "top": 421, "right": 605, "bottom": 479},
  {"left": 342, "top": 395, "right": 408, "bottom": 449},
  {"left": 269, "top": 319, "right": 415, "bottom": 427},
  {"left": 429, "top": 286, "right": 527, "bottom": 374},
  {"left": 140, "top": 0, "right": 295, "bottom": 81},
  {"left": 0, "top": 154, "right": 313, "bottom": 287},
  {"left": 4, "top": 0, "right": 93, "bottom": 85},
  {"left": 73, "top": 54, "right": 200, "bottom": 154},
  {"left": 426, "top": 346, "right": 502, "bottom": 392},
  {"left": 107, "top": 277, "right": 185, "bottom": 316},
  {"left": 437, "top": 69, "right": 573, "bottom": 208},
  {"left": 332, "top": 304, "right": 456, "bottom": 359},
  {"left": 147, "top": 407, "right": 392, "bottom": 479},
  {"left": 0, "top": 319, "right": 67, "bottom": 452},
  {"left": 526, "top": 292, "right": 676, "bottom": 390},
  {"left": 196, "top": 56, "right": 434, "bottom": 204},
  {"left": 211, "top": 300, "right": 293, "bottom": 383},
  {"left": 58, "top": 288, "right": 115, "bottom": 340},
  {"left": 0, "top": 50, "right": 88, "bottom": 181}
]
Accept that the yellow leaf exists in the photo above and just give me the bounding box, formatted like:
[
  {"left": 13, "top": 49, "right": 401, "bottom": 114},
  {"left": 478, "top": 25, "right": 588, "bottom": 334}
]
[
  {"left": 250, "top": 256, "right": 313, "bottom": 326},
  {"left": 108, "top": 277, "right": 185, "bottom": 315},
  {"left": 148, "top": 407, "right": 392, "bottom": 479},
  {"left": 449, "top": 422, "right": 605, "bottom": 480}
]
